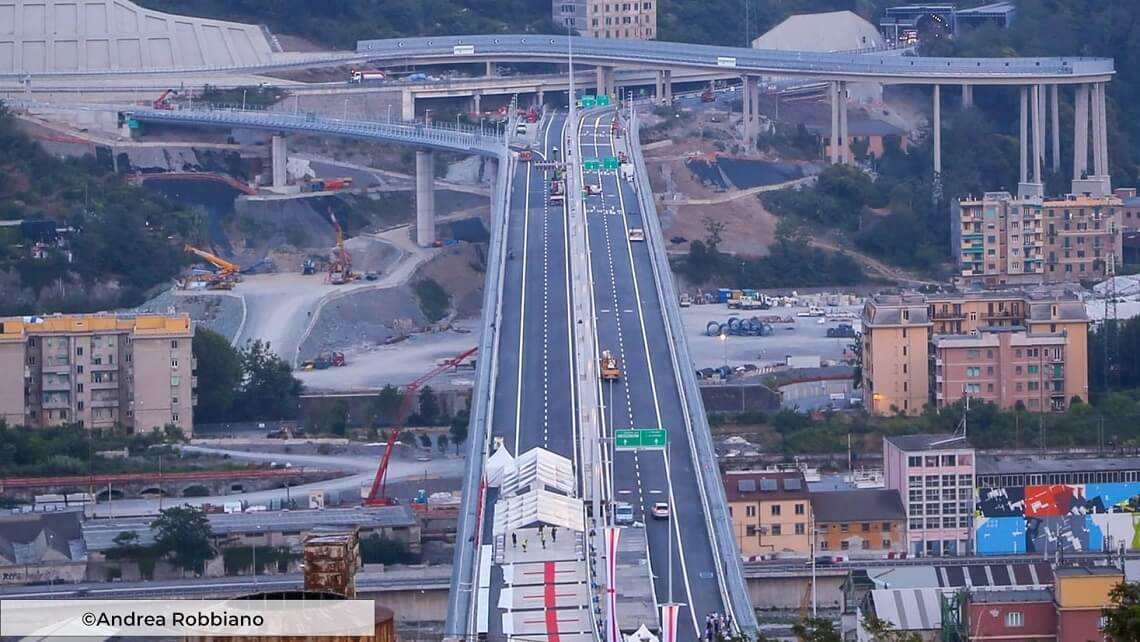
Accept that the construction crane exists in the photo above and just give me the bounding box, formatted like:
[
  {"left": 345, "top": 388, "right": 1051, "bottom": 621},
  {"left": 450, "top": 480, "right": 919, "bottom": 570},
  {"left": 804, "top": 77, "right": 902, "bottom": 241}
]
[
  {"left": 364, "top": 347, "right": 478, "bottom": 506},
  {"left": 326, "top": 209, "right": 359, "bottom": 285},
  {"left": 182, "top": 244, "right": 242, "bottom": 289},
  {"left": 153, "top": 89, "right": 178, "bottom": 110}
]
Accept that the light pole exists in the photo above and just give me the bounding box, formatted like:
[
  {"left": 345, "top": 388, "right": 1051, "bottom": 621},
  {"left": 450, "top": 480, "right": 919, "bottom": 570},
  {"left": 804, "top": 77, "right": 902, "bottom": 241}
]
[
  {"left": 241, "top": 89, "right": 247, "bottom": 111},
  {"left": 720, "top": 331, "right": 728, "bottom": 370}
]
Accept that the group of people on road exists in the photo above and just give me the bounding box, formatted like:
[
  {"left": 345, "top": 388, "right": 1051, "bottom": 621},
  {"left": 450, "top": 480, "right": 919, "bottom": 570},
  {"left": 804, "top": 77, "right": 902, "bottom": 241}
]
[
  {"left": 704, "top": 612, "right": 732, "bottom": 641},
  {"left": 510, "top": 524, "right": 558, "bottom": 554}
]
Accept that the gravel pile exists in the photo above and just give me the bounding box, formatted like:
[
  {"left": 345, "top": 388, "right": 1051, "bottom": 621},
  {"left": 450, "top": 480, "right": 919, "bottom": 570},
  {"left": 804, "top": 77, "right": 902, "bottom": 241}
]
[
  {"left": 133, "top": 290, "right": 244, "bottom": 342},
  {"left": 298, "top": 285, "right": 429, "bottom": 359}
]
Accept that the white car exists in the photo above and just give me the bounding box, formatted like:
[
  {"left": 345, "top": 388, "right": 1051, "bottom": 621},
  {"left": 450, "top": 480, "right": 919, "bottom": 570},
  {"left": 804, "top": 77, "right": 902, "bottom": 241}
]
[
  {"left": 628, "top": 228, "right": 646, "bottom": 242},
  {"left": 585, "top": 184, "right": 603, "bottom": 196},
  {"left": 651, "top": 502, "right": 670, "bottom": 519},
  {"left": 516, "top": 123, "right": 528, "bottom": 134}
]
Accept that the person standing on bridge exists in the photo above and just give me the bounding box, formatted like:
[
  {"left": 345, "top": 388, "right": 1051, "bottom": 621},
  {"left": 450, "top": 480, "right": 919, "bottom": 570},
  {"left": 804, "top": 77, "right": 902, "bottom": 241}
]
[
  {"left": 512, "top": 532, "right": 517, "bottom": 548},
  {"left": 522, "top": 539, "right": 528, "bottom": 553},
  {"left": 551, "top": 526, "right": 557, "bottom": 543},
  {"left": 540, "top": 532, "right": 547, "bottom": 549}
]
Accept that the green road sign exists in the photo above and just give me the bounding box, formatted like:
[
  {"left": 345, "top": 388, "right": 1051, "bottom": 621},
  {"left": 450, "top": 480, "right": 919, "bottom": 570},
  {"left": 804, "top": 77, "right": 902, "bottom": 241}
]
[
  {"left": 597, "top": 95, "right": 611, "bottom": 106},
  {"left": 603, "top": 156, "right": 620, "bottom": 170},
  {"left": 128, "top": 119, "right": 140, "bottom": 129},
  {"left": 580, "top": 96, "right": 597, "bottom": 108},
  {"left": 584, "top": 158, "right": 601, "bottom": 171},
  {"left": 614, "top": 428, "right": 667, "bottom": 450}
]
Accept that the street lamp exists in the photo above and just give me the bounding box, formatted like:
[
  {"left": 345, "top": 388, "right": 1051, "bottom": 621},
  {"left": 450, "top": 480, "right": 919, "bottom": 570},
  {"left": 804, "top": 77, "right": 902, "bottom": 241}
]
[
  {"left": 241, "top": 89, "right": 247, "bottom": 111},
  {"left": 720, "top": 331, "right": 728, "bottom": 370}
]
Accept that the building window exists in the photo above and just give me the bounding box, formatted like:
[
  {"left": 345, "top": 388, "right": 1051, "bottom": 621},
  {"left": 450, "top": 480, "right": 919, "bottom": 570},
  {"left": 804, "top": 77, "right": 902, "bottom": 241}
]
[
  {"left": 746, "top": 505, "right": 756, "bottom": 517},
  {"left": 77, "top": 383, "right": 83, "bottom": 392},
  {"left": 771, "top": 524, "right": 782, "bottom": 536},
  {"left": 76, "top": 347, "right": 84, "bottom": 356},
  {"left": 941, "top": 455, "right": 956, "bottom": 466},
  {"left": 966, "top": 349, "right": 979, "bottom": 359},
  {"left": 746, "top": 525, "right": 757, "bottom": 536},
  {"left": 171, "top": 359, "right": 179, "bottom": 369},
  {"left": 841, "top": 541, "right": 850, "bottom": 550},
  {"left": 840, "top": 523, "right": 848, "bottom": 533},
  {"left": 795, "top": 523, "right": 805, "bottom": 535},
  {"left": 795, "top": 504, "right": 805, "bottom": 515},
  {"left": 820, "top": 541, "right": 829, "bottom": 550},
  {"left": 882, "top": 538, "right": 892, "bottom": 549},
  {"left": 172, "top": 397, "right": 179, "bottom": 406},
  {"left": 882, "top": 522, "right": 892, "bottom": 531},
  {"left": 861, "top": 523, "right": 870, "bottom": 532},
  {"left": 966, "top": 367, "right": 980, "bottom": 377},
  {"left": 77, "top": 401, "right": 84, "bottom": 411},
  {"left": 1005, "top": 612, "right": 1024, "bottom": 628},
  {"left": 908, "top": 475, "right": 923, "bottom": 487},
  {"left": 908, "top": 456, "right": 922, "bottom": 467},
  {"left": 771, "top": 505, "right": 781, "bottom": 516},
  {"left": 172, "top": 413, "right": 179, "bottom": 422},
  {"left": 77, "top": 365, "right": 83, "bottom": 374}
]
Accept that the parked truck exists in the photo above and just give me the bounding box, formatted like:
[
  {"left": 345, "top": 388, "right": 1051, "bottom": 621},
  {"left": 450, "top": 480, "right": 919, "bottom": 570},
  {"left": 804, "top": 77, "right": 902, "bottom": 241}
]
[
  {"left": 550, "top": 179, "right": 566, "bottom": 204},
  {"left": 350, "top": 69, "right": 385, "bottom": 83},
  {"left": 826, "top": 323, "right": 857, "bottom": 339},
  {"left": 600, "top": 350, "right": 621, "bottom": 380}
]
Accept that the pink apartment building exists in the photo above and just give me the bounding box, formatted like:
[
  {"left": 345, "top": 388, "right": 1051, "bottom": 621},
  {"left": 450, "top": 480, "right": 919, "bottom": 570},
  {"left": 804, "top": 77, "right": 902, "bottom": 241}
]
[
  {"left": 883, "top": 433, "right": 976, "bottom": 557},
  {"left": 933, "top": 326, "right": 1081, "bottom": 413}
]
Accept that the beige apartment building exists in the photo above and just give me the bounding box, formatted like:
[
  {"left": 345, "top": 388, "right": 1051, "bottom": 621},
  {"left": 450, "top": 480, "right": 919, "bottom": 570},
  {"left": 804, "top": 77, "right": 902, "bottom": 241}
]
[
  {"left": 953, "top": 191, "right": 1122, "bottom": 287},
  {"left": 862, "top": 291, "right": 1088, "bottom": 415},
  {"left": 554, "top": 0, "right": 657, "bottom": 39},
  {"left": 723, "top": 470, "right": 812, "bottom": 556},
  {"left": 0, "top": 313, "right": 195, "bottom": 434}
]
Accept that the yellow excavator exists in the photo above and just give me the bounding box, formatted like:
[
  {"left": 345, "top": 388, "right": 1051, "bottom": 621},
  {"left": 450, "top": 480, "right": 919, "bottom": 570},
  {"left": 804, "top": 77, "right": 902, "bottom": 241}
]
[
  {"left": 182, "top": 244, "right": 242, "bottom": 290},
  {"left": 327, "top": 209, "right": 360, "bottom": 285}
]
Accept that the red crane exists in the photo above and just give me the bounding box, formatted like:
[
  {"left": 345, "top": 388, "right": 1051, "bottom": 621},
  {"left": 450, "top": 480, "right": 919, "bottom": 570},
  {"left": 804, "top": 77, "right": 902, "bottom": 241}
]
[{"left": 364, "top": 346, "right": 478, "bottom": 506}]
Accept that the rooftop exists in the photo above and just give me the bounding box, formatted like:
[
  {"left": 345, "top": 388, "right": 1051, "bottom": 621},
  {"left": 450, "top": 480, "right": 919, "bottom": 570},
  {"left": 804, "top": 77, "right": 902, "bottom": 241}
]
[
  {"left": 885, "top": 434, "right": 971, "bottom": 452},
  {"left": 0, "top": 510, "right": 86, "bottom": 564},
  {"left": 811, "top": 489, "right": 905, "bottom": 523},
  {"left": 752, "top": 10, "right": 883, "bottom": 53},
  {"left": 977, "top": 453, "right": 1140, "bottom": 476},
  {"left": 1053, "top": 565, "right": 1124, "bottom": 577},
  {"left": 0, "top": 312, "right": 192, "bottom": 340},
  {"left": 969, "top": 588, "right": 1054, "bottom": 604},
  {"left": 83, "top": 506, "right": 417, "bottom": 551},
  {"left": 723, "top": 471, "right": 809, "bottom": 502}
]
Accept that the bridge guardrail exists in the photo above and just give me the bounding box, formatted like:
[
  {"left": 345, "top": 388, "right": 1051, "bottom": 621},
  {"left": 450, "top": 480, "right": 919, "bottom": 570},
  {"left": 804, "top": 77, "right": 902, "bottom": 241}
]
[
  {"left": 626, "top": 113, "right": 758, "bottom": 637},
  {"left": 445, "top": 150, "right": 513, "bottom": 637}
]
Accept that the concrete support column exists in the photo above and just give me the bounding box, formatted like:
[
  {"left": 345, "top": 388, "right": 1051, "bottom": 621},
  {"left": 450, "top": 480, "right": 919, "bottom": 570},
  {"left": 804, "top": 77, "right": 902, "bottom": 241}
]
[
  {"left": 1032, "top": 84, "right": 1043, "bottom": 184},
  {"left": 415, "top": 150, "right": 436, "bottom": 247},
  {"left": 485, "top": 61, "right": 494, "bottom": 77},
  {"left": 401, "top": 89, "right": 415, "bottom": 122},
  {"left": 834, "top": 80, "right": 843, "bottom": 164},
  {"left": 1050, "top": 84, "right": 1060, "bottom": 172},
  {"left": 1074, "top": 83, "right": 1089, "bottom": 180},
  {"left": 472, "top": 92, "right": 482, "bottom": 115},
  {"left": 537, "top": 88, "right": 545, "bottom": 108},
  {"left": 932, "top": 84, "right": 941, "bottom": 176},
  {"left": 961, "top": 84, "right": 973, "bottom": 108},
  {"left": 839, "top": 81, "right": 849, "bottom": 164},
  {"left": 1093, "top": 82, "right": 1109, "bottom": 178},
  {"left": 663, "top": 69, "right": 672, "bottom": 104},
  {"left": 1019, "top": 87, "right": 1028, "bottom": 184},
  {"left": 655, "top": 70, "right": 665, "bottom": 102},
  {"left": 271, "top": 134, "right": 287, "bottom": 188},
  {"left": 741, "top": 75, "right": 757, "bottom": 145},
  {"left": 595, "top": 66, "right": 614, "bottom": 98}
]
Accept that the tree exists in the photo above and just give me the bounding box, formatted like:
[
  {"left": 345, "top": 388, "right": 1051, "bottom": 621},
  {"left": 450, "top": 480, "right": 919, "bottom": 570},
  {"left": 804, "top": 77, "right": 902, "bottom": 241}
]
[
  {"left": 359, "top": 533, "right": 416, "bottom": 565},
  {"left": 437, "top": 434, "right": 449, "bottom": 454},
  {"left": 449, "top": 409, "right": 470, "bottom": 454},
  {"left": 418, "top": 433, "right": 433, "bottom": 449},
  {"left": 1103, "top": 582, "right": 1140, "bottom": 641},
  {"left": 151, "top": 506, "right": 214, "bottom": 574},
  {"left": 373, "top": 384, "right": 402, "bottom": 426},
  {"left": 399, "top": 431, "right": 418, "bottom": 447},
  {"left": 191, "top": 329, "right": 242, "bottom": 423},
  {"left": 105, "top": 530, "right": 143, "bottom": 560},
  {"left": 703, "top": 217, "right": 726, "bottom": 252},
  {"left": 236, "top": 340, "right": 303, "bottom": 420},
  {"left": 791, "top": 618, "right": 841, "bottom": 642},
  {"left": 418, "top": 386, "right": 440, "bottom": 426},
  {"left": 861, "top": 615, "right": 922, "bottom": 642}
]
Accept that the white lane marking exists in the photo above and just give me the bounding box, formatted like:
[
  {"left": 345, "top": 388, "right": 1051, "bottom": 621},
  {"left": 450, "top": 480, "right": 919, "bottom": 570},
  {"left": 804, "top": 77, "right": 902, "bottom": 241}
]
[
  {"left": 612, "top": 120, "right": 701, "bottom": 635},
  {"left": 552, "top": 116, "right": 581, "bottom": 495},
  {"left": 512, "top": 158, "right": 532, "bottom": 456}
]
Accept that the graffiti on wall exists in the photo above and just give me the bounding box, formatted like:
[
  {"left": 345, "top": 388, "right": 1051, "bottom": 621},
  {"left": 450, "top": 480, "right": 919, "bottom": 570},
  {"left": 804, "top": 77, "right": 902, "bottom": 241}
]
[{"left": 975, "top": 482, "right": 1140, "bottom": 555}]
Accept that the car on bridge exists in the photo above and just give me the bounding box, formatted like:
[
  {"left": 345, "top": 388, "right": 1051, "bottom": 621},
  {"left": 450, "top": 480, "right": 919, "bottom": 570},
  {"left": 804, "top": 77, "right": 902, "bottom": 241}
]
[
  {"left": 614, "top": 502, "right": 635, "bottom": 526},
  {"left": 628, "top": 228, "right": 645, "bottom": 242},
  {"left": 584, "top": 184, "right": 602, "bottom": 196},
  {"left": 651, "top": 502, "right": 670, "bottom": 519}
]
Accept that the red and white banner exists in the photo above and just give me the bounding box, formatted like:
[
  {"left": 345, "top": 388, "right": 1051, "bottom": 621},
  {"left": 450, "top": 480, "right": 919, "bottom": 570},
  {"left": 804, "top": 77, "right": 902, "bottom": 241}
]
[
  {"left": 661, "top": 603, "right": 681, "bottom": 642},
  {"left": 605, "top": 527, "right": 621, "bottom": 642}
]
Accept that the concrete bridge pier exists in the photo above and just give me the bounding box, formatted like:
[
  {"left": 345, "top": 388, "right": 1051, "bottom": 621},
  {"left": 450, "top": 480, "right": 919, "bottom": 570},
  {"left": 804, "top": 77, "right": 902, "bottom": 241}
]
[
  {"left": 415, "top": 150, "right": 436, "bottom": 247},
  {"left": 271, "top": 134, "right": 287, "bottom": 188},
  {"left": 1050, "top": 84, "right": 1061, "bottom": 171},
  {"left": 741, "top": 75, "right": 759, "bottom": 147},
  {"left": 536, "top": 88, "right": 545, "bottom": 108},
  {"left": 961, "top": 84, "right": 973, "bottom": 108},
  {"left": 472, "top": 92, "right": 482, "bottom": 115},
  {"left": 829, "top": 81, "right": 848, "bottom": 164},
  {"left": 595, "top": 65, "right": 615, "bottom": 99},
  {"left": 933, "top": 85, "right": 941, "bottom": 176},
  {"left": 401, "top": 89, "right": 415, "bottom": 122},
  {"left": 486, "top": 61, "right": 495, "bottom": 76},
  {"left": 664, "top": 69, "right": 672, "bottom": 103},
  {"left": 655, "top": 69, "right": 673, "bottom": 104}
]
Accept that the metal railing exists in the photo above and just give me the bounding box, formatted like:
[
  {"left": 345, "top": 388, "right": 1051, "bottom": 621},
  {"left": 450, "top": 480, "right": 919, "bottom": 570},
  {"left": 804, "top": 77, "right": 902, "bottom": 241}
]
[
  {"left": 627, "top": 113, "right": 758, "bottom": 637},
  {"left": 445, "top": 150, "right": 514, "bottom": 637},
  {"left": 357, "top": 35, "right": 1114, "bottom": 81}
]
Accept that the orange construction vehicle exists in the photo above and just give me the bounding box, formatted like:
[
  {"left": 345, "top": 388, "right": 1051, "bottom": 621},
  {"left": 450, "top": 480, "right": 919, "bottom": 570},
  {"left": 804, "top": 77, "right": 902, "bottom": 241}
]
[
  {"left": 182, "top": 244, "right": 241, "bottom": 290},
  {"left": 600, "top": 349, "right": 621, "bottom": 380},
  {"left": 364, "top": 347, "right": 478, "bottom": 506},
  {"left": 153, "top": 89, "right": 178, "bottom": 110},
  {"left": 326, "top": 209, "right": 360, "bottom": 285}
]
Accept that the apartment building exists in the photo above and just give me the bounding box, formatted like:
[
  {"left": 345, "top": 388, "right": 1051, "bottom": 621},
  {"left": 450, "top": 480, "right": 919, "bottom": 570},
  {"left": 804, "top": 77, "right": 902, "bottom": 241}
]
[
  {"left": 883, "top": 434, "right": 976, "bottom": 557},
  {"left": 723, "top": 470, "right": 811, "bottom": 556},
  {"left": 862, "top": 290, "right": 1089, "bottom": 415},
  {"left": 0, "top": 313, "right": 195, "bottom": 434},
  {"left": 952, "top": 191, "right": 1122, "bottom": 287},
  {"left": 554, "top": 0, "right": 656, "bottom": 39},
  {"left": 811, "top": 489, "right": 907, "bottom": 555}
]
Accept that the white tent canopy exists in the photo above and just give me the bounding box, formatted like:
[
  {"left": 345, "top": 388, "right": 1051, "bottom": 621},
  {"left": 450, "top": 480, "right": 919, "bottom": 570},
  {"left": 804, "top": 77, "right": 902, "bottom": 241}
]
[
  {"left": 626, "top": 624, "right": 659, "bottom": 642},
  {"left": 492, "top": 488, "right": 584, "bottom": 534},
  {"left": 500, "top": 447, "right": 576, "bottom": 497},
  {"left": 485, "top": 446, "right": 515, "bottom": 488}
]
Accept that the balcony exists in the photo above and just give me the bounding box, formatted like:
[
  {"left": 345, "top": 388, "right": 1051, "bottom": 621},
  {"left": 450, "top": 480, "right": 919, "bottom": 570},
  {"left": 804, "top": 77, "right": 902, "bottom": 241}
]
[
  {"left": 89, "top": 361, "right": 117, "bottom": 371},
  {"left": 41, "top": 363, "right": 70, "bottom": 375},
  {"left": 962, "top": 233, "right": 984, "bottom": 241},
  {"left": 932, "top": 310, "right": 965, "bottom": 320},
  {"left": 961, "top": 247, "right": 984, "bottom": 255},
  {"left": 936, "top": 375, "right": 944, "bottom": 383},
  {"left": 42, "top": 397, "right": 70, "bottom": 409},
  {"left": 41, "top": 378, "right": 71, "bottom": 392},
  {"left": 191, "top": 376, "right": 198, "bottom": 389},
  {"left": 90, "top": 398, "right": 119, "bottom": 409},
  {"left": 90, "top": 379, "right": 119, "bottom": 390}
]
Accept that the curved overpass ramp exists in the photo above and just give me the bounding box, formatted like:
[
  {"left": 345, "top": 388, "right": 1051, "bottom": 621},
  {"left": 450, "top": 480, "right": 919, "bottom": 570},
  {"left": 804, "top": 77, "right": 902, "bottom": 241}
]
[{"left": 357, "top": 34, "right": 1114, "bottom": 84}]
